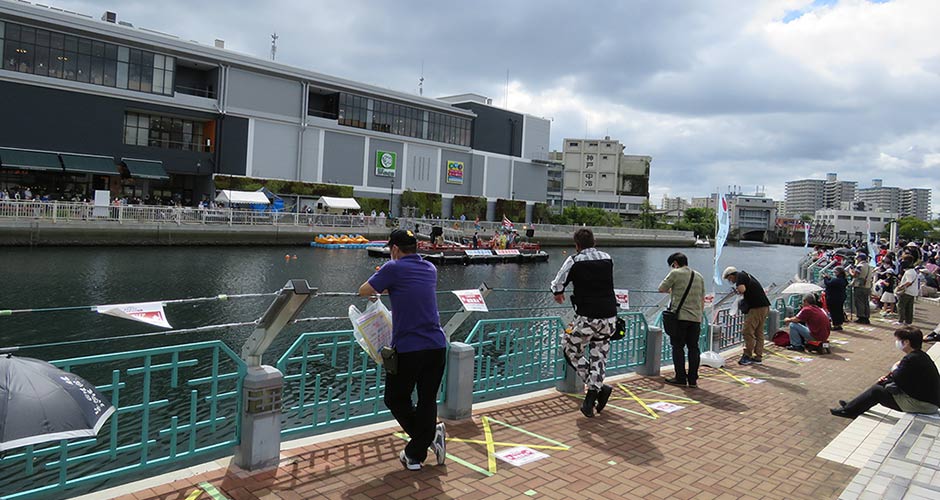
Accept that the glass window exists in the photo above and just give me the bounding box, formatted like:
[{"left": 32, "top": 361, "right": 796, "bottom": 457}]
[
  {"left": 6, "top": 23, "right": 20, "bottom": 41},
  {"left": 103, "top": 59, "right": 116, "bottom": 87},
  {"left": 117, "top": 46, "right": 129, "bottom": 62},
  {"left": 20, "top": 26, "right": 35, "bottom": 45},
  {"left": 76, "top": 53, "right": 90, "bottom": 82},
  {"left": 34, "top": 29, "right": 50, "bottom": 47},
  {"left": 140, "top": 62, "right": 153, "bottom": 92},
  {"left": 63, "top": 52, "right": 76, "bottom": 80},
  {"left": 163, "top": 69, "right": 173, "bottom": 96},
  {"left": 63, "top": 35, "right": 77, "bottom": 52},
  {"left": 90, "top": 56, "right": 103, "bottom": 85},
  {"left": 77, "top": 38, "right": 91, "bottom": 55},
  {"left": 33, "top": 45, "right": 49, "bottom": 76},
  {"left": 128, "top": 63, "right": 140, "bottom": 90}
]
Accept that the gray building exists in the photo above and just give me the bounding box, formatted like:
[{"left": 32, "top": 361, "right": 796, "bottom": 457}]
[
  {"left": 856, "top": 179, "right": 901, "bottom": 214},
  {"left": 0, "top": 3, "right": 550, "bottom": 220},
  {"left": 784, "top": 173, "right": 855, "bottom": 217},
  {"left": 555, "top": 137, "right": 651, "bottom": 217},
  {"left": 900, "top": 188, "right": 931, "bottom": 220}
]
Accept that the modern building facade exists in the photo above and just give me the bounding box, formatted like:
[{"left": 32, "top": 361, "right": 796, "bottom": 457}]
[
  {"left": 0, "top": 2, "right": 550, "bottom": 220},
  {"left": 784, "top": 173, "right": 855, "bottom": 217},
  {"left": 856, "top": 179, "right": 901, "bottom": 214},
  {"left": 812, "top": 208, "right": 896, "bottom": 242},
  {"left": 557, "top": 137, "right": 650, "bottom": 217},
  {"left": 660, "top": 195, "right": 689, "bottom": 212},
  {"left": 900, "top": 188, "right": 930, "bottom": 221}
]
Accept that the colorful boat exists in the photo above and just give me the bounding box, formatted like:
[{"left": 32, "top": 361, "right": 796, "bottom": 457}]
[{"left": 367, "top": 241, "right": 549, "bottom": 265}]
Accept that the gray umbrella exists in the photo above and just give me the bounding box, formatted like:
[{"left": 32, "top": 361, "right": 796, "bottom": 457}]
[{"left": 0, "top": 353, "right": 115, "bottom": 452}]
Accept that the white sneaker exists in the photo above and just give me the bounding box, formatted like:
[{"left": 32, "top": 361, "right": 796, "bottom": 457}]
[
  {"left": 399, "top": 450, "right": 422, "bottom": 470},
  {"left": 431, "top": 422, "right": 446, "bottom": 465}
]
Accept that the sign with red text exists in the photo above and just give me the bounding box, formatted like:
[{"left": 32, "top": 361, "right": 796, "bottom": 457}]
[
  {"left": 495, "top": 446, "right": 549, "bottom": 466},
  {"left": 614, "top": 289, "right": 630, "bottom": 309},
  {"left": 96, "top": 301, "right": 172, "bottom": 329},
  {"left": 452, "top": 289, "right": 488, "bottom": 312}
]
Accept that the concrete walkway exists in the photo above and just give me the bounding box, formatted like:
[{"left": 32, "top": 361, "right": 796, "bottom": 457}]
[{"left": 81, "top": 302, "right": 940, "bottom": 500}]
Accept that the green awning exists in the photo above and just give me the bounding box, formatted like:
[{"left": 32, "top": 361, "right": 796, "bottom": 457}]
[
  {"left": 61, "top": 154, "right": 118, "bottom": 175},
  {"left": 122, "top": 158, "right": 169, "bottom": 180},
  {"left": 0, "top": 148, "right": 63, "bottom": 172}
]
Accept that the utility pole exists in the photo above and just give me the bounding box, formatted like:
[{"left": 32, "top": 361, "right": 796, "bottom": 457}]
[{"left": 270, "top": 33, "right": 278, "bottom": 61}]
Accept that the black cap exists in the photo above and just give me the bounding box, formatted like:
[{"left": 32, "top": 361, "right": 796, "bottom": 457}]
[{"left": 388, "top": 229, "right": 417, "bottom": 247}]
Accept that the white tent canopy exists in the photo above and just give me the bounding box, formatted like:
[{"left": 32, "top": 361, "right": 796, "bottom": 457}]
[
  {"left": 215, "top": 190, "right": 270, "bottom": 205},
  {"left": 318, "top": 196, "right": 360, "bottom": 211}
]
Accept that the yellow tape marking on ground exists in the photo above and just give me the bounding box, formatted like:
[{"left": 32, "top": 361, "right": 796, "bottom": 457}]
[
  {"left": 765, "top": 349, "right": 802, "bottom": 364},
  {"left": 184, "top": 489, "right": 202, "bottom": 500},
  {"left": 618, "top": 384, "right": 660, "bottom": 420},
  {"left": 617, "top": 384, "right": 700, "bottom": 404},
  {"left": 717, "top": 367, "right": 750, "bottom": 387},
  {"left": 447, "top": 437, "right": 567, "bottom": 450},
  {"left": 392, "top": 432, "right": 492, "bottom": 476},
  {"left": 481, "top": 416, "right": 498, "bottom": 474}
]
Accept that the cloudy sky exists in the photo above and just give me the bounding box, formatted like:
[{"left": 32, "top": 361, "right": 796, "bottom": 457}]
[{"left": 46, "top": 0, "right": 940, "bottom": 213}]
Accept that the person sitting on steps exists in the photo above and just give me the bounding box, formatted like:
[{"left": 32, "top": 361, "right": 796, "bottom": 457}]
[{"left": 782, "top": 294, "right": 831, "bottom": 352}]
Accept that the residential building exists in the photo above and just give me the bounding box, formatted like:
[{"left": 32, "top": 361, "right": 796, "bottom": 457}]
[
  {"left": 900, "top": 188, "right": 931, "bottom": 220},
  {"left": 0, "top": 2, "right": 550, "bottom": 220},
  {"left": 558, "top": 137, "right": 650, "bottom": 216},
  {"left": 784, "top": 173, "right": 855, "bottom": 217},
  {"left": 690, "top": 196, "right": 715, "bottom": 210},
  {"left": 856, "top": 179, "right": 901, "bottom": 214},
  {"left": 774, "top": 200, "right": 786, "bottom": 215},
  {"left": 692, "top": 191, "right": 777, "bottom": 241},
  {"left": 661, "top": 195, "right": 689, "bottom": 212}
]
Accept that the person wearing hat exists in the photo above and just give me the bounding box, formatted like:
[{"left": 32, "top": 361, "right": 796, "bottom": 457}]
[
  {"left": 848, "top": 253, "right": 873, "bottom": 324},
  {"left": 359, "top": 229, "right": 447, "bottom": 471},
  {"left": 722, "top": 266, "right": 771, "bottom": 365}
]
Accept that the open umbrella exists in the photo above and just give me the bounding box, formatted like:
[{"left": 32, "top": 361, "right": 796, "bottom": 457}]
[
  {"left": 781, "top": 282, "right": 824, "bottom": 295},
  {"left": 0, "top": 353, "right": 115, "bottom": 452}
]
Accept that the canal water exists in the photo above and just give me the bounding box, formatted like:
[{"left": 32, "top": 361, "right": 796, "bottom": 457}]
[{"left": 0, "top": 243, "right": 807, "bottom": 362}]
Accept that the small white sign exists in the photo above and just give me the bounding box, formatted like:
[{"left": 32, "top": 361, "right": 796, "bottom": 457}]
[
  {"left": 830, "top": 339, "right": 849, "bottom": 345},
  {"left": 614, "top": 289, "right": 630, "bottom": 309},
  {"left": 740, "top": 377, "right": 766, "bottom": 384},
  {"left": 792, "top": 356, "right": 814, "bottom": 362},
  {"left": 648, "top": 402, "right": 684, "bottom": 413},
  {"left": 97, "top": 301, "right": 172, "bottom": 329},
  {"left": 464, "top": 249, "right": 492, "bottom": 256},
  {"left": 495, "top": 249, "right": 521, "bottom": 256},
  {"left": 495, "top": 446, "right": 549, "bottom": 466},
  {"left": 452, "top": 289, "right": 489, "bottom": 312}
]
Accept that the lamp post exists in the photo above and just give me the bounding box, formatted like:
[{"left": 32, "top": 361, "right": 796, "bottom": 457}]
[{"left": 389, "top": 177, "right": 394, "bottom": 217}]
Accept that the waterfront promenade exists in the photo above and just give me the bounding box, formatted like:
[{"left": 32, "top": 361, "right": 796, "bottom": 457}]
[{"left": 78, "top": 304, "right": 940, "bottom": 499}]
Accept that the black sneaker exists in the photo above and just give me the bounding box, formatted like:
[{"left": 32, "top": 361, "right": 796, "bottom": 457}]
[
  {"left": 687, "top": 381, "right": 698, "bottom": 388},
  {"left": 399, "top": 450, "right": 422, "bottom": 471},
  {"left": 786, "top": 345, "right": 805, "bottom": 352},
  {"left": 750, "top": 357, "right": 763, "bottom": 364},
  {"left": 595, "top": 385, "right": 613, "bottom": 413},
  {"left": 663, "top": 377, "right": 687, "bottom": 387},
  {"left": 431, "top": 422, "right": 446, "bottom": 466},
  {"left": 738, "top": 356, "right": 753, "bottom": 366}
]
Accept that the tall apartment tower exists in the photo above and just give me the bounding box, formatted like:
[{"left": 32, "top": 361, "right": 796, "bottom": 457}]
[
  {"left": 900, "top": 188, "right": 931, "bottom": 220},
  {"left": 857, "top": 179, "right": 901, "bottom": 213},
  {"left": 784, "top": 173, "right": 855, "bottom": 216}
]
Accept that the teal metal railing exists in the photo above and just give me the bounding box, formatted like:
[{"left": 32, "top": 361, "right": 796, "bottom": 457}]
[
  {"left": 0, "top": 341, "right": 245, "bottom": 500},
  {"left": 653, "top": 311, "right": 710, "bottom": 363},
  {"left": 462, "top": 312, "right": 648, "bottom": 401},
  {"left": 275, "top": 330, "right": 446, "bottom": 438}
]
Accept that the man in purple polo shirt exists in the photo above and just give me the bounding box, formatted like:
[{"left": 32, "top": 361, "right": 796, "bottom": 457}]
[{"left": 358, "top": 229, "right": 448, "bottom": 471}]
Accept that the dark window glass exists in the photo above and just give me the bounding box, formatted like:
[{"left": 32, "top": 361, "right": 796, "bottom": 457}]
[
  {"left": 105, "top": 43, "right": 117, "bottom": 60},
  {"left": 16, "top": 42, "right": 34, "bottom": 73},
  {"left": 20, "top": 26, "right": 35, "bottom": 45},
  {"left": 129, "top": 48, "right": 141, "bottom": 65},
  {"left": 140, "top": 63, "right": 152, "bottom": 92},
  {"left": 5, "top": 24, "right": 20, "bottom": 41},
  {"left": 34, "top": 29, "right": 49, "bottom": 47},
  {"left": 103, "top": 59, "right": 116, "bottom": 86},
  {"left": 48, "top": 51, "right": 63, "bottom": 78},
  {"left": 62, "top": 52, "right": 76, "bottom": 80},
  {"left": 90, "top": 57, "right": 103, "bottom": 85},
  {"left": 77, "top": 38, "right": 91, "bottom": 55},
  {"left": 3, "top": 42, "right": 17, "bottom": 71},
  {"left": 64, "top": 35, "right": 77, "bottom": 52},
  {"left": 33, "top": 46, "right": 49, "bottom": 76},
  {"left": 91, "top": 41, "right": 105, "bottom": 58},
  {"left": 75, "top": 52, "right": 90, "bottom": 82},
  {"left": 128, "top": 63, "right": 141, "bottom": 90},
  {"left": 50, "top": 32, "right": 64, "bottom": 50}
]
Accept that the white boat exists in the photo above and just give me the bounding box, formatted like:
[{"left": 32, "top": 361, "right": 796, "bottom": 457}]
[{"left": 694, "top": 238, "right": 711, "bottom": 248}]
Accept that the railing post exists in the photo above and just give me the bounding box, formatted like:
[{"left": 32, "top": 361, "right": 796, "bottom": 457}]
[
  {"left": 710, "top": 324, "right": 723, "bottom": 351},
  {"left": 766, "top": 309, "right": 780, "bottom": 337},
  {"left": 555, "top": 359, "right": 584, "bottom": 394},
  {"left": 235, "top": 280, "right": 314, "bottom": 471},
  {"left": 636, "top": 325, "right": 663, "bottom": 377},
  {"left": 441, "top": 342, "right": 474, "bottom": 420}
]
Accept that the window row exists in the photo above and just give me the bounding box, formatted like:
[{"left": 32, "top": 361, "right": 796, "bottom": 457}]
[
  {"left": 337, "top": 92, "right": 471, "bottom": 147},
  {"left": 124, "top": 112, "right": 210, "bottom": 152},
  {"left": 0, "top": 20, "right": 174, "bottom": 96}
]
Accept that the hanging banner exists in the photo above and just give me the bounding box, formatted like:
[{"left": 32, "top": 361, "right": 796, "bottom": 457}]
[
  {"left": 452, "top": 289, "right": 488, "bottom": 312},
  {"left": 804, "top": 223, "right": 810, "bottom": 248},
  {"left": 867, "top": 218, "right": 877, "bottom": 265},
  {"left": 614, "top": 289, "right": 630, "bottom": 309},
  {"left": 446, "top": 161, "right": 464, "bottom": 184},
  {"left": 96, "top": 301, "right": 172, "bottom": 329},
  {"left": 713, "top": 193, "right": 730, "bottom": 285},
  {"left": 375, "top": 151, "right": 397, "bottom": 177}
]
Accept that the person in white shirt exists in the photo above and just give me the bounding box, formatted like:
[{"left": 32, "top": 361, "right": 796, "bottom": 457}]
[{"left": 896, "top": 258, "right": 920, "bottom": 326}]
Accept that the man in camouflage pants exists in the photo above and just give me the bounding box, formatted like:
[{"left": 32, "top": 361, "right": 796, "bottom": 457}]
[{"left": 551, "top": 228, "right": 618, "bottom": 417}]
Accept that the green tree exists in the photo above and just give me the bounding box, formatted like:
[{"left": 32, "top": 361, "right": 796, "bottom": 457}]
[
  {"left": 898, "top": 216, "right": 932, "bottom": 241},
  {"left": 551, "top": 206, "right": 622, "bottom": 227},
  {"left": 675, "top": 207, "right": 716, "bottom": 238},
  {"left": 636, "top": 200, "right": 660, "bottom": 229},
  {"left": 800, "top": 214, "right": 814, "bottom": 222}
]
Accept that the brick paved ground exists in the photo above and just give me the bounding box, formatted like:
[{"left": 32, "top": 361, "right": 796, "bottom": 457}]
[{"left": 111, "top": 302, "right": 940, "bottom": 500}]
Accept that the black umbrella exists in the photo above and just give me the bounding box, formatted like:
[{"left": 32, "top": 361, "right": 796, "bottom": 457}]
[{"left": 0, "top": 353, "right": 115, "bottom": 452}]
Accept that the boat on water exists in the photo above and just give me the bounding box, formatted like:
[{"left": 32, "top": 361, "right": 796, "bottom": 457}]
[
  {"left": 694, "top": 238, "right": 711, "bottom": 248},
  {"left": 367, "top": 241, "right": 549, "bottom": 265},
  {"left": 310, "top": 234, "right": 386, "bottom": 249}
]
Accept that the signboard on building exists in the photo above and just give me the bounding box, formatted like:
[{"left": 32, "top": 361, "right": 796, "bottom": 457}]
[
  {"left": 375, "top": 151, "right": 397, "bottom": 177},
  {"left": 446, "top": 161, "right": 464, "bottom": 184}
]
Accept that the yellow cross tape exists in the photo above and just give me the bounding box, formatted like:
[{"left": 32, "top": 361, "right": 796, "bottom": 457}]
[
  {"left": 618, "top": 384, "right": 660, "bottom": 420},
  {"left": 481, "top": 416, "right": 498, "bottom": 474},
  {"left": 717, "top": 367, "right": 750, "bottom": 387},
  {"left": 446, "top": 437, "right": 567, "bottom": 450},
  {"left": 185, "top": 489, "right": 202, "bottom": 500}
]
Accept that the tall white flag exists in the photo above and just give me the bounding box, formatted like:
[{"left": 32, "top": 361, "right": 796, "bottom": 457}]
[
  {"left": 713, "top": 194, "right": 730, "bottom": 285},
  {"left": 804, "top": 223, "right": 810, "bottom": 248}
]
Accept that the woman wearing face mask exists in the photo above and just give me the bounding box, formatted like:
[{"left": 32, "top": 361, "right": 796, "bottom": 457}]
[{"left": 831, "top": 327, "right": 940, "bottom": 419}]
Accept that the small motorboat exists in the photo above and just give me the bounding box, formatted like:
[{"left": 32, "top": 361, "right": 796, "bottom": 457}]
[{"left": 694, "top": 238, "right": 711, "bottom": 248}]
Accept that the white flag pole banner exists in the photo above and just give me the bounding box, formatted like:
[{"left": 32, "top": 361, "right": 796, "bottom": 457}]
[
  {"left": 614, "top": 289, "right": 630, "bottom": 309},
  {"left": 867, "top": 218, "right": 877, "bottom": 266},
  {"left": 96, "top": 301, "right": 172, "bottom": 329},
  {"left": 452, "top": 289, "right": 489, "bottom": 312},
  {"left": 348, "top": 300, "right": 393, "bottom": 365},
  {"left": 713, "top": 193, "right": 730, "bottom": 286},
  {"left": 804, "top": 223, "right": 810, "bottom": 248}
]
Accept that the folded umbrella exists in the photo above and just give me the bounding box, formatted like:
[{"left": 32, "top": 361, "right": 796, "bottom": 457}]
[{"left": 0, "top": 353, "right": 115, "bottom": 452}]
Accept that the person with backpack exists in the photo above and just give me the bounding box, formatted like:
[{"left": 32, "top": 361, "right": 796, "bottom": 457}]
[
  {"left": 658, "top": 252, "right": 705, "bottom": 387},
  {"left": 551, "top": 228, "right": 618, "bottom": 417}
]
